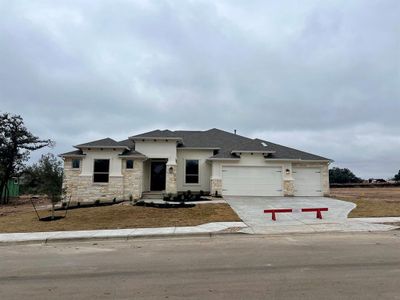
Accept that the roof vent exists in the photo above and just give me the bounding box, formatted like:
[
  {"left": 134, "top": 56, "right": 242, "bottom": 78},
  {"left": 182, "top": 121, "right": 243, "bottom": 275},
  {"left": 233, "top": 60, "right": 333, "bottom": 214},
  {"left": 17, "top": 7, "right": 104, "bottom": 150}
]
[
  {"left": 261, "top": 142, "right": 267, "bottom": 147},
  {"left": 234, "top": 129, "right": 237, "bottom": 135}
]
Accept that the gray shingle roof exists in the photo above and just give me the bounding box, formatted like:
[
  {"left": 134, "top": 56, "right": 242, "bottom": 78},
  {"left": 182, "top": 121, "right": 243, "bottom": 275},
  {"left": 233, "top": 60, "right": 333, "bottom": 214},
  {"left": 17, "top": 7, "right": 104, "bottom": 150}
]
[
  {"left": 131, "top": 130, "right": 182, "bottom": 139},
  {"left": 59, "top": 149, "right": 85, "bottom": 157},
  {"left": 119, "top": 149, "right": 146, "bottom": 158},
  {"left": 133, "top": 128, "right": 329, "bottom": 161},
  {"left": 75, "top": 138, "right": 127, "bottom": 148},
  {"left": 63, "top": 128, "right": 330, "bottom": 161}
]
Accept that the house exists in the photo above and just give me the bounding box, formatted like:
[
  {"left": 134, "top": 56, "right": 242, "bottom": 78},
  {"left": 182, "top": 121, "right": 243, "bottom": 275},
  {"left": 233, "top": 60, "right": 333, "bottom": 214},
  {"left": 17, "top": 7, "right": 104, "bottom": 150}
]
[{"left": 60, "top": 128, "right": 331, "bottom": 202}]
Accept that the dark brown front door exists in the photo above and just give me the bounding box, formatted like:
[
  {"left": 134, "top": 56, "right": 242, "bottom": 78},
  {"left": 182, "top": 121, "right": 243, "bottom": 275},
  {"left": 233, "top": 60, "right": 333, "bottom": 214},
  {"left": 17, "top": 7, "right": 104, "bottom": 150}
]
[{"left": 150, "top": 161, "right": 166, "bottom": 191}]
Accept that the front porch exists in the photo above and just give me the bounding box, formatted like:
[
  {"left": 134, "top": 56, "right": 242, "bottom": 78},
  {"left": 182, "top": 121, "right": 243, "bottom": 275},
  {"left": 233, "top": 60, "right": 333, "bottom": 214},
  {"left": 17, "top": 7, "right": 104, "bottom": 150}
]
[{"left": 142, "top": 158, "right": 177, "bottom": 195}]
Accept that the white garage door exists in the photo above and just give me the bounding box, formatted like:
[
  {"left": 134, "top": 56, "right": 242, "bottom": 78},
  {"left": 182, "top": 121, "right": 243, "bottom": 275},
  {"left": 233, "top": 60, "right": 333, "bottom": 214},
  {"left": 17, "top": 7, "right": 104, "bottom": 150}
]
[
  {"left": 293, "top": 167, "right": 323, "bottom": 196},
  {"left": 222, "top": 166, "right": 283, "bottom": 196}
]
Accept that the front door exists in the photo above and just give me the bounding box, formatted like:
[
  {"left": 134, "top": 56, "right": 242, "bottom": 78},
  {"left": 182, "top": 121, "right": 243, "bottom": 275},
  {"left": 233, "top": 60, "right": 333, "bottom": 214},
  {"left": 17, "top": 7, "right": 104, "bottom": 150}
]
[{"left": 150, "top": 161, "right": 166, "bottom": 191}]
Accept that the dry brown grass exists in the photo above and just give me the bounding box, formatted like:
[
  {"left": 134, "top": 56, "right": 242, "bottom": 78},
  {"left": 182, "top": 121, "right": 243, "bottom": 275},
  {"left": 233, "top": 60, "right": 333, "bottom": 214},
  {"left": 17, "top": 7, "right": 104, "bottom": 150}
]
[
  {"left": 0, "top": 203, "right": 241, "bottom": 233},
  {"left": 330, "top": 187, "right": 400, "bottom": 218}
]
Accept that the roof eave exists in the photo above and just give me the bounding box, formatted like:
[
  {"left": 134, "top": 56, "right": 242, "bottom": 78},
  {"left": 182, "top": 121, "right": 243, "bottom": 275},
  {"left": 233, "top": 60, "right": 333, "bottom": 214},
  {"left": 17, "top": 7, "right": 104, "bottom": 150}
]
[
  {"left": 74, "top": 145, "right": 129, "bottom": 150},
  {"left": 231, "top": 150, "right": 276, "bottom": 154},
  {"left": 265, "top": 158, "right": 333, "bottom": 163},
  {"left": 207, "top": 158, "right": 241, "bottom": 161},
  {"left": 59, "top": 154, "right": 86, "bottom": 158}
]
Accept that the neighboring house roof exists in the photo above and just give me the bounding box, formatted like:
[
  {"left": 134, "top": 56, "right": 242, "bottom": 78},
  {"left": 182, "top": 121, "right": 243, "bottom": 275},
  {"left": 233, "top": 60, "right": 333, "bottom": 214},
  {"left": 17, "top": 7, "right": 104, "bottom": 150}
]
[
  {"left": 74, "top": 138, "right": 128, "bottom": 149},
  {"left": 59, "top": 149, "right": 86, "bottom": 157}
]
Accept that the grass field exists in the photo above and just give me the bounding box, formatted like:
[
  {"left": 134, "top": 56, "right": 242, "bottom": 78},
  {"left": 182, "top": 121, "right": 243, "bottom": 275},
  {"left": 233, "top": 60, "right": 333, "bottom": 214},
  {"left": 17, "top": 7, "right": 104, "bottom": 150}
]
[
  {"left": 330, "top": 187, "right": 400, "bottom": 218},
  {"left": 0, "top": 203, "right": 241, "bottom": 233}
]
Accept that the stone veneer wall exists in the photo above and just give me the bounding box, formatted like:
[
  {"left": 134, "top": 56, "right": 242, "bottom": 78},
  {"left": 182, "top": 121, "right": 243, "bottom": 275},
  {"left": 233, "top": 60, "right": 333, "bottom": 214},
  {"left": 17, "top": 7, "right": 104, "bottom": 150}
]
[
  {"left": 210, "top": 178, "right": 222, "bottom": 196},
  {"left": 292, "top": 162, "right": 330, "bottom": 196},
  {"left": 63, "top": 158, "right": 144, "bottom": 202},
  {"left": 122, "top": 160, "right": 143, "bottom": 200},
  {"left": 165, "top": 164, "right": 177, "bottom": 195}
]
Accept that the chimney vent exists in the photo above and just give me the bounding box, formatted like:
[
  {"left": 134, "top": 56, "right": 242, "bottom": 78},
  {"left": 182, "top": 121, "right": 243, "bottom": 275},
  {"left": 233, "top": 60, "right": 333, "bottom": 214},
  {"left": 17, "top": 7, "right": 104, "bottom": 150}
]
[{"left": 234, "top": 129, "right": 237, "bottom": 135}]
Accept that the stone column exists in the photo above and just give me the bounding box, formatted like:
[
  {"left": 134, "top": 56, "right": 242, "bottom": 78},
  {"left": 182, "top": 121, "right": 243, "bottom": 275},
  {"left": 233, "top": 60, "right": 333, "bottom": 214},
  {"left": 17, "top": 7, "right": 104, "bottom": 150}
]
[
  {"left": 283, "top": 180, "right": 295, "bottom": 196},
  {"left": 165, "top": 163, "right": 177, "bottom": 195},
  {"left": 210, "top": 178, "right": 222, "bottom": 196}
]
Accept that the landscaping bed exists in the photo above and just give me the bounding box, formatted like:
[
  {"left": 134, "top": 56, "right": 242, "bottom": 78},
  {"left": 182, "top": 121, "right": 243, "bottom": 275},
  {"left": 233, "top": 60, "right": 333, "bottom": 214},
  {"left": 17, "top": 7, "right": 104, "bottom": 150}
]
[
  {"left": 0, "top": 202, "right": 241, "bottom": 233},
  {"left": 330, "top": 187, "right": 400, "bottom": 218}
]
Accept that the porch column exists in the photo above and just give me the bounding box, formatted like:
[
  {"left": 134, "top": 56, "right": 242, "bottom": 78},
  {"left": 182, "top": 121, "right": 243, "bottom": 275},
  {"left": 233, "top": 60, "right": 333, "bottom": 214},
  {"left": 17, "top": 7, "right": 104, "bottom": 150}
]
[{"left": 165, "top": 161, "right": 177, "bottom": 195}]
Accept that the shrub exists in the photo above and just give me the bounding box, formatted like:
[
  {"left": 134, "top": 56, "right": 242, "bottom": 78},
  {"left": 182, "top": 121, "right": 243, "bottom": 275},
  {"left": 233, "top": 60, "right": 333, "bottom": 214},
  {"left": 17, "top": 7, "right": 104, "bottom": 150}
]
[{"left": 94, "top": 199, "right": 100, "bottom": 206}]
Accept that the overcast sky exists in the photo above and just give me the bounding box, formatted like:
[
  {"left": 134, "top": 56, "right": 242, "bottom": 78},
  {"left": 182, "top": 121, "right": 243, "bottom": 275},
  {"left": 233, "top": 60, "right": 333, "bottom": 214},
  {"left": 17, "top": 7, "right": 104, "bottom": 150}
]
[{"left": 1, "top": 0, "right": 399, "bottom": 179}]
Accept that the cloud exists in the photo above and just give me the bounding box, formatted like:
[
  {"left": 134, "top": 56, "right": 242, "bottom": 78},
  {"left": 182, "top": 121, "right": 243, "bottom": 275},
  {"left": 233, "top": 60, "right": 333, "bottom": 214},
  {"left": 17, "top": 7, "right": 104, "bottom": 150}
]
[{"left": 0, "top": 0, "right": 399, "bottom": 178}]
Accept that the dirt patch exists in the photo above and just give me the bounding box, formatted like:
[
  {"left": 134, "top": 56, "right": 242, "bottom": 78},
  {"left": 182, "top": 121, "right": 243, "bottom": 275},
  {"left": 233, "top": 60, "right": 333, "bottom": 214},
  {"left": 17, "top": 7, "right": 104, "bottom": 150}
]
[
  {"left": 0, "top": 203, "right": 241, "bottom": 233},
  {"left": 0, "top": 196, "right": 50, "bottom": 217},
  {"left": 330, "top": 187, "right": 400, "bottom": 218}
]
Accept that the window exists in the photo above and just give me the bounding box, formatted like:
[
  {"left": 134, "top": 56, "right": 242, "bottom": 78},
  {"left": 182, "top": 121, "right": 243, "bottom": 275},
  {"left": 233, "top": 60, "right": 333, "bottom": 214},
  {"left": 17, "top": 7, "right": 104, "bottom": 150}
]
[
  {"left": 93, "top": 159, "right": 110, "bottom": 183},
  {"left": 185, "top": 160, "right": 199, "bottom": 184},
  {"left": 126, "top": 159, "right": 134, "bottom": 169},
  {"left": 72, "top": 159, "right": 80, "bottom": 169}
]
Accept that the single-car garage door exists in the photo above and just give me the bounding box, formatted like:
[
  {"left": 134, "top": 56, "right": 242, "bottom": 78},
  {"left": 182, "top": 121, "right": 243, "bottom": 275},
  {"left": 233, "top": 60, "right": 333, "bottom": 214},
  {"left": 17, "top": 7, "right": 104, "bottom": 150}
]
[
  {"left": 293, "top": 167, "right": 323, "bottom": 196},
  {"left": 222, "top": 166, "right": 283, "bottom": 196}
]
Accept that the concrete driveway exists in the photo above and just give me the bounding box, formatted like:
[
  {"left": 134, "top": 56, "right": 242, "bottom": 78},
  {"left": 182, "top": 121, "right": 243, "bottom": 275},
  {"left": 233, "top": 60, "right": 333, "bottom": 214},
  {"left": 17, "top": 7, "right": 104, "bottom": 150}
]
[{"left": 223, "top": 196, "right": 385, "bottom": 234}]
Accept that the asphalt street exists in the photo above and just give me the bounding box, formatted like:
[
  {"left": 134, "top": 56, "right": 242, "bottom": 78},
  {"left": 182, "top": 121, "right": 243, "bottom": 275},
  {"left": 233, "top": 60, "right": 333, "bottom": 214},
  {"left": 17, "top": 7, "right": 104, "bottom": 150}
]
[{"left": 1, "top": 232, "right": 400, "bottom": 299}]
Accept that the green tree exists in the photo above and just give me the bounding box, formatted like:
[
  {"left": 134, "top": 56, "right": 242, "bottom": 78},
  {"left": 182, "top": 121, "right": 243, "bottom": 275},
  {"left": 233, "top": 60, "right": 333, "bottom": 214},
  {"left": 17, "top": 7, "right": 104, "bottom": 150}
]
[
  {"left": 23, "top": 153, "right": 63, "bottom": 219},
  {"left": 0, "top": 113, "right": 53, "bottom": 204},
  {"left": 394, "top": 170, "right": 400, "bottom": 181},
  {"left": 329, "top": 167, "right": 363, "bottom": 184}
]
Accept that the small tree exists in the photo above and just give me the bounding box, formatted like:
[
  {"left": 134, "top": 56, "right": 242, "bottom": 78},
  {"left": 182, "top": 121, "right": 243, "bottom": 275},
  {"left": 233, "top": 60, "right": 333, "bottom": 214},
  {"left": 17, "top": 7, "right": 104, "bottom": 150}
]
[
  {"left": 23, "top": 154, "right": 63, "bottom": 219},
  {"left": 0, "top": 112, "right": 53, "bottom": 204},
  {"left": 394, "top": 170, "right": 400, "bottom": 182},
  {"left": 329, "top": 167, "right": 363, "bottom": 184}
]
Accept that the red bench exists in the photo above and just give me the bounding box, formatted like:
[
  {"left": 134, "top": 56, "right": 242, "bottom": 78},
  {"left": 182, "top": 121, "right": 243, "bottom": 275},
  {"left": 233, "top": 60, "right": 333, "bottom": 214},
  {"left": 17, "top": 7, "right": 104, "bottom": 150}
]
[
  {"left": 264, "top": 209, "right": 293, "bottom": 221},
  {"left": 301, "top": 208, "right": 328, "bottom": 219}
]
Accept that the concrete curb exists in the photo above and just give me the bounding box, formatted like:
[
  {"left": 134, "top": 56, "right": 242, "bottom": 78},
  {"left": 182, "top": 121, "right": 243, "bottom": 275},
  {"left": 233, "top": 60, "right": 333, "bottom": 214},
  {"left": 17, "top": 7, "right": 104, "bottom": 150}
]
[
  {"left": 0, "top": 231, "right": 248, "bottom": 246},
  {"left": 0, "top": 222, "right": 248, "bottom": 246}
]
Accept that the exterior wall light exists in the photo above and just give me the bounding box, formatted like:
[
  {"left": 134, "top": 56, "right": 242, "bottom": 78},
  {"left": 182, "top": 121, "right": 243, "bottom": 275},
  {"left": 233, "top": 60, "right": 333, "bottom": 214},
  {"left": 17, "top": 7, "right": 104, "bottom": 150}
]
[
  {"left": 286, "top": 169, "right": 291, "bottom": 175},
  {"left": 169, "top": 166, "right": 174, "bottom": 174}
]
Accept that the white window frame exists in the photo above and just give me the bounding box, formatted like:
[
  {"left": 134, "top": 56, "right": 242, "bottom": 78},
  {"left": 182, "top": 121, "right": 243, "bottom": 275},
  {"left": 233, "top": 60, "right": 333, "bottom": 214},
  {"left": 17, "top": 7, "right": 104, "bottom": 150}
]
[
  {"left": 184, "top": 159, "right": 200, "bottom": 185},
  {"left": 72, "top": 159, "right": 81, "bottom": 169},
  {"left": 93, "top": 159, "right": 110, "bottom": 183},
  {"left": 125, "top": 159, "right": 134, "bottom": 170}
]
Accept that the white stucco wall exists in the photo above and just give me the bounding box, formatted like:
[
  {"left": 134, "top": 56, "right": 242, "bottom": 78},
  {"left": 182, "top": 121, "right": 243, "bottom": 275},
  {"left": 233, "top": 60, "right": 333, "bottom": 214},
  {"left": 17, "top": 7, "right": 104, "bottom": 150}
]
[
  {"left": 80, "top": 148, "right": 124, "bottom": 177},
  {"left": 135, "top": 140, "right": 177, "bottom": 164},
  {"left": 176, "top": 149, "right": 213, "bottom": 192}
]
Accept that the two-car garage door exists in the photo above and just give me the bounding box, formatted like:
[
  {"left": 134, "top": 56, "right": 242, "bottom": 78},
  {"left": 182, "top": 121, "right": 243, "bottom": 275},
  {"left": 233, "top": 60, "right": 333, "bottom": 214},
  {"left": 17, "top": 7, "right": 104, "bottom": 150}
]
[
  {"left": 222, "top": 166, "right": 283, "bottom": 196},
  {"left": 221, "top": 166, "right": 324, "bottom": 197}
]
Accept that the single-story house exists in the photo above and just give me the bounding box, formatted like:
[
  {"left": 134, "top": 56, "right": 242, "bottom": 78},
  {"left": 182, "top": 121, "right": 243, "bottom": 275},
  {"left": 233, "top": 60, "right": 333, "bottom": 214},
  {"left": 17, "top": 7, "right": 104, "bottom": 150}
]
[{"left": 60, "top": 128, "right": 331, "bottom": 202}]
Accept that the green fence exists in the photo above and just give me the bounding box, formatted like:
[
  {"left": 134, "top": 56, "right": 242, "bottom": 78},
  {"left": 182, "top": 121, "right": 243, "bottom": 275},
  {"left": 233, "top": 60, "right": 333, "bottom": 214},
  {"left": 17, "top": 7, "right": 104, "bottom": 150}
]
[{"left": 1, "top": 179, "right": 19, "bottom": 198}]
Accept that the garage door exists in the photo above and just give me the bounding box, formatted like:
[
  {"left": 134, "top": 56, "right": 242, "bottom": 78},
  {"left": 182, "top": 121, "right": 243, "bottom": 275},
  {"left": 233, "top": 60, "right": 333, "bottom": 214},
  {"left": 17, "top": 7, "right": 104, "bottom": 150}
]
[
  {"left": 222, "top": 166, "right": 283, "bottom": 196},
  {"left": 293, "top": 167, "right": 323, "bottom": 196}
]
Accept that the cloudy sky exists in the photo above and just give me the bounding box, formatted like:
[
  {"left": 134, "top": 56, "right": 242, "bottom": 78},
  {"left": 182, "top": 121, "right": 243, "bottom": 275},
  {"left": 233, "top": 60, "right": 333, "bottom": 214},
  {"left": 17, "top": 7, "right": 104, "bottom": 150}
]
[{"left": 0, "top": 0, "right": 399, "bottom": 179}]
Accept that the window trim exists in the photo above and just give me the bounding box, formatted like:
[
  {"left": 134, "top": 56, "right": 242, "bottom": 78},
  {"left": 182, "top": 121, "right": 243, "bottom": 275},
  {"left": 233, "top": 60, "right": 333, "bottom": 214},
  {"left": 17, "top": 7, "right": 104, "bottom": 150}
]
[
  {"left": 184, "top": 159, "right": 200, "bottom": 185},
  {"left": 93, "top": 159, "right": 110, "bottom": 183}
]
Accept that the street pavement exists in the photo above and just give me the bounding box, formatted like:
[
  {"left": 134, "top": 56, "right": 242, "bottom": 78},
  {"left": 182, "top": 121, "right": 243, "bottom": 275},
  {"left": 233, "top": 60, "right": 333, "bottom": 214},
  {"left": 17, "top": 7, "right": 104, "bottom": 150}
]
[{"left": 1, "top": 232, "right": 400, "bottom": 299}]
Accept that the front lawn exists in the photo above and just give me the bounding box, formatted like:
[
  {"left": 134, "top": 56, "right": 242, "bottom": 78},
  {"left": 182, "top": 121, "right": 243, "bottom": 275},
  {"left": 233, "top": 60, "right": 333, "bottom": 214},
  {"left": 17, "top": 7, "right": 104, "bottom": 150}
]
[
  {"left": 330, "top": 187, "right": 400, "bottom": 218},
  {"left": 0, "top": 203, "right": 241, "bottom": 233}
]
